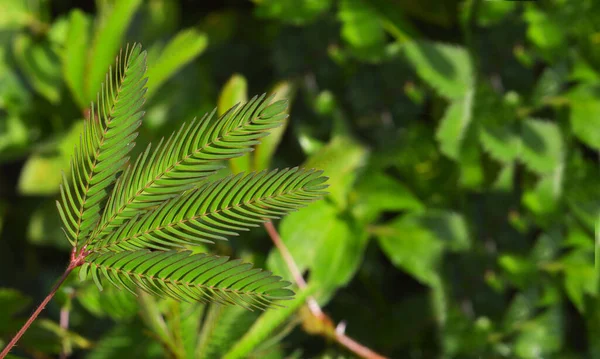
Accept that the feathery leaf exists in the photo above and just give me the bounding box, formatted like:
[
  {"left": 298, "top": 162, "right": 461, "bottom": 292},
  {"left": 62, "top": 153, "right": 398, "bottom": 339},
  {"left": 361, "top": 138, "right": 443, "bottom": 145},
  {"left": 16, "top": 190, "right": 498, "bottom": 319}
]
[
  {"left": 88, "top": 168, "right": 328, "bottom": 252},
  {"left": 57, "top": 44, "right": 147, "bottom": 247},
  {"left": 90, "top": 95, "right": 289, "bottom": 242},
  {"left": 79, "top": 250, "right": 295, "bottom": 310}
]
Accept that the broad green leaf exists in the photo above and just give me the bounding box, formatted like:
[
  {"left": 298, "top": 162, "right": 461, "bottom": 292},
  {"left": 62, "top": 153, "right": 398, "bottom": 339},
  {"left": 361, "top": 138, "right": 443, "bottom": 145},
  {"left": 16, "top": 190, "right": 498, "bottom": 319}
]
[
  {"left": 0, "top": 0, "right": 30, "bottom": 30},
  {"left": 219, "top": 74, "right": 250, "bottom": 174},
  {"left": 85, "top": 0, "right": 143, "bottom": 102},
  {"left": 520, "top": 118, "right": 564, "bottom": 174},
  {"left": 524, "top": 6, "right": 565, "bottom": 53},
  {"left": 146, "top": 28, "right": 208, "bottom": 99},
  {"left": 268, "top": 200, "right": 367, "bottom": 303},
  {"left": 338, "top": 0, "right": 387, "bottom": 61},
  {"left": 0, "top": 288, "right": 31, "bottom": 332},
  {"left": 12, "top": 34, "right": 62, "bottom": 103},
  {"left": 561, "top": 249, "right": 595, "bottom": 313},
  {"left": 63, "top": 9, "right": 91, "bottom": 108},
  {"left": 514, "top": 307, "right": 563, "bottom": 358},
  {"left": 404, "top": 41, "right": 474, "bottom": 99},
  {"left": 77, "top": 281, "right": 138, "bottom": 320},
  {"left": 254, "top": 0, "right": 333, "bottom": 25},
  {"left": 223, "top": 287, "right": 311, "bottom": 359},
  {"left": 303, "top": 136, "right": 367, "bottom": 208},
  {"left": 368, "top": 0, "right": 419, "bottom": 42},
  {"left": 436, "top": 89, "right": 474, "bottom": 160},
  {"left": 522, "top": 168, "right": 563, "bottom": 221},
  {"left": 479, "top": 122, "right": 521, "bottom": 163},
  {"left": 253, "top": 81, "right": 294, "bottom": 171},
  {"left": 566, "top": 84, "right": 600, "bottom": 150},
  {"left": 376, "top": 215, "right": 444, "bottom": 286},
  {"left": 476, "top": 0, "right": 516, "bottom": 27},
  {"left": 353, "top": 171, "right": 424, "bottom": 223},
  {"left": 375, "top": 211, "right": 470, "bottom": 286},
  {"left": 18, "top": 121, "right": 83, "bottom": 195},
  {"left": 86, "top": 321, "right": 164, "bottom": 359}
]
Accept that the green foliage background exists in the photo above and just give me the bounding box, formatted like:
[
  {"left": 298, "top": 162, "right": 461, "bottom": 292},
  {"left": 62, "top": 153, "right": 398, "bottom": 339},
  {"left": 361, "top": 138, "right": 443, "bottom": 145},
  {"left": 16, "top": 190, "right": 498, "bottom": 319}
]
[{"left": 0, "top": 0, "right": 599, "bottom": 358}]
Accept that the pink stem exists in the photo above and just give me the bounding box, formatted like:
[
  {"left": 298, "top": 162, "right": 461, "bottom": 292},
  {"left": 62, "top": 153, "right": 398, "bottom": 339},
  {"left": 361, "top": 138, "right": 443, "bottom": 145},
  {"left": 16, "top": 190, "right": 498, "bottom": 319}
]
[{"left": 263, "top": 221, "right": 388, "bottom": 359}]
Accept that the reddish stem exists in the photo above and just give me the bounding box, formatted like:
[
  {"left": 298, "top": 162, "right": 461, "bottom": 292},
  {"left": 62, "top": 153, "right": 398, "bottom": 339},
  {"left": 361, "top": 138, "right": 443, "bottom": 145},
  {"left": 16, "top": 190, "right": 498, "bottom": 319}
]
[
  {"left": 263, "top": 221, "right": 388, "bottom": 359},
  {"left": 0, "top": 247, "right": 87, "bottom": 359}
]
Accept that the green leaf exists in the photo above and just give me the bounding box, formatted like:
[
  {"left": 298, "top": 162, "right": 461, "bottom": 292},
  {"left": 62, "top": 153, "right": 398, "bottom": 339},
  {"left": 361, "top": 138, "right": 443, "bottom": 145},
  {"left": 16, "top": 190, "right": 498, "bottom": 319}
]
[
  {"left": 268, "top": 200, "right": 367, "bottom": 303},
  {"left": 80, "top": 250, "right": 295, "bottom": 310},
  {"left": 222, "top": 287, "right": 311, "bottom": 359},
  {"left": 12, "top": 34, "right": 62, "bottom": 104},
  {"left": 63, "top": 9, "right": 92, "bottom": 108},
  {"left": 77, "top": 281, "right": 139, "bottom": 320},
  {"left": 375, "top": 211, "right": 470, "bottom": 286},
  {"left": 254, "top": 0, "right": 333, "bottom": 25},
  {"left": 338, "top": 0, "right": 387, "bottom": 61},
  {"left": 520, "top": 118, "right": 564, "bottom": 174},
  {"left": 89, "top": 168, "right": 327, "bottom": 252},
  {"left": 85, "top": 0, "right": 143, "bottom": 102},
  {"left": 524, "top": 7, "right": 566, "bottom": 54},
  {"left": 403, "top": 41, "right": 474, "bottom": 99},
  {"left": 57, "top": 44, "right": 147, "bottom": 247},
  {"left": 436, "top": 89, "right": 474, "bottom": 160},
  {"left": 514, "top": 307, "right": 563, "bottom": 358},
  {"left": 253, "top": 81, "right": 295, "bottom": 171},
  {"left": 0, "top": 288, "right": 31, "bottom": 332},
  {"left": 86, "top": 321, "right": 164, "bottom": 359},
  {"left": 353, "top": 171, "right": 424, "bottom": 223},
  {"left": 218, "top": 74, "right": 250, "bottom": 174},
  {"left": 146, "top": 28, "right": 208, "bottom": 100},
  {"left": 18, "top": 121, "right": 83, "bottom": 196},
  {"left": 303, "top": 136, "right": 367, "bottom": 208},
  {"left": 566, "top": 84, "right": 600, "bottom": 150},
  {"left": 0, "top": 0, "right": 31, "bottom": 30}
]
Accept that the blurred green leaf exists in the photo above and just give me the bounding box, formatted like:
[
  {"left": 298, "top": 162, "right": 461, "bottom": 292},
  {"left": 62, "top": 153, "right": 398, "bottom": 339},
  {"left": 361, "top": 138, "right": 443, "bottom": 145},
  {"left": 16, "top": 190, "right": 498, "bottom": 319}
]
[
  {"left": 353, "top": 171, "right": 424, "bottom": 223},
  {"left": 13, "top": 34, "right": 62, "bottom": 104},
  {"left": 86, "top": 321, "right": 164, "bottom": 359},
  {"left": 146, "top": 28, "right": 208, "bottom": 100},
  {"left": 218, "top": 74, "right": 251, "bottom": 174},
  {"left": 566, "top": 84, "right": 600, "bottom": 150},
  {"left": 77, "top": 282, "right": 139, "bottom": 321},
  {"left": 514, "top": 307, "right": 563, "bottom": 358},
  {"left": 253, "top": 0, "right": 332, "bottom": 25},
  {"left": 376, "top": 211, "right": 469, "bottom": 286},
  {"left": 254, "top": 81, "right": 294, "bottom": 171},
  {"left": 0, "top": 0, "right": 31, "bottom": 30},
  {"left": 268, "top": 200, "right": 368, "bottom": 303},
  {"left": 63, "top": 9, "right": 92, "bottom": 108},
  {"left": 520, "top": 118, "right": 564, "bottom": 175},
  {"left": 223, "top": 287, "right": 311, "bottom": 359},
  {"left": 303, "top": 136, "right": 367, "bottom": 208},
  {"left": 18, "top": 121, "right": 83, "bottom": 195},
  {"left": 436, "top": 89, "right": 474, "bottom": 160},
  {"left": 338, "top": 0, "right": 387, "bottom": 61},
  {"left": 404, "top": 41, "right": 474, "bottom": 99},
  {"left": 86, "top": 0, "right": 143, "bottom": 102}
]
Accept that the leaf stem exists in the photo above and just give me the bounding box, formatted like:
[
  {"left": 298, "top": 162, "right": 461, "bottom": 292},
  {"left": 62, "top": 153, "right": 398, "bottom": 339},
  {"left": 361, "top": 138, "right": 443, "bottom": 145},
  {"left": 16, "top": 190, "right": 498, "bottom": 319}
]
[
  {"left": 0, "top": 247, "right": 87, "bottom": 359},
  {"left": 263, "top": 221, "right": 388, "bottom": 359}
]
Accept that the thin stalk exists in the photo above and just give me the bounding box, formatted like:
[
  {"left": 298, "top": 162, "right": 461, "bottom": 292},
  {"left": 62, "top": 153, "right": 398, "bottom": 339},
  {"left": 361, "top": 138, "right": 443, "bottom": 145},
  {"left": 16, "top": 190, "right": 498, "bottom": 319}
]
[
  {"left": 0, "top": 247, "right": 87, "bottom": 359},
  {"left": 263, "top": 221, "right": 388, "bottom": 359}
]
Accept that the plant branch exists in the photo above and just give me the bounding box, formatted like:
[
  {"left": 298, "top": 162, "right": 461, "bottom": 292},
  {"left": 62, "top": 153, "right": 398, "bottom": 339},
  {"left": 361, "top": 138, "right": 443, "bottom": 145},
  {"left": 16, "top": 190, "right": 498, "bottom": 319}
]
[
  {"left": 263, "top": 221, "right": 388, "bottom": 359},
  {"left": 0, "top": 247, "right": 87, "bottom": 359}
]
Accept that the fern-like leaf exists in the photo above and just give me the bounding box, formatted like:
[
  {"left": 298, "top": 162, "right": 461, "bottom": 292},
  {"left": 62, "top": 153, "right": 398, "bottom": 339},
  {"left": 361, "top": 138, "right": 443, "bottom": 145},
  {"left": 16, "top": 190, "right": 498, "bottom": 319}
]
[
  {"left": 88, "top": 168, "right": 327, "bottom": 252},
  {"left": 89, "top": 95, "right": 288, "bottom": 241},
  {"left": 56, "top": 44, "right": 147, "bottom": 247},
  {"left": 79, "top": 250, "right": 294, "bottom": 310}
]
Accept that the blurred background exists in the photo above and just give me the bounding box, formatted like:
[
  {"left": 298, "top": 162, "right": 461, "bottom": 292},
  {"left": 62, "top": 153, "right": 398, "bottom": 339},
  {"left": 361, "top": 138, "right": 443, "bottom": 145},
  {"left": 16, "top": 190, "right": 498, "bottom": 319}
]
[{"left": 0, "top": 0, "right": 599, "bottom": 358}]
